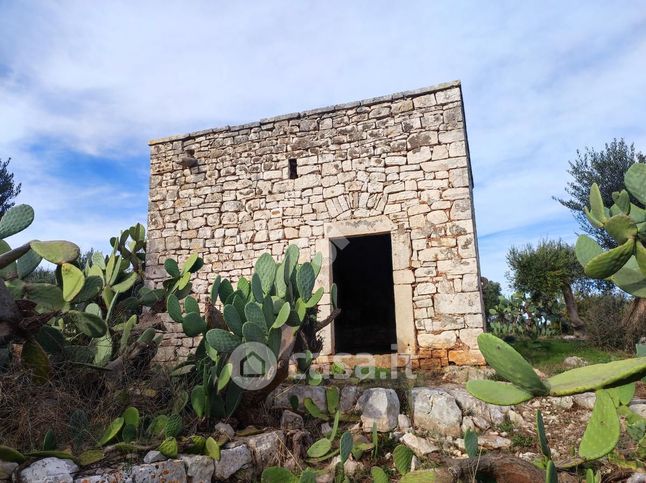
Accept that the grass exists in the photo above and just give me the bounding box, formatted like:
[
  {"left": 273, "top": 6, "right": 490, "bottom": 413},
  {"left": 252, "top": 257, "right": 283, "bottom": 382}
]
[{"left": 510, "top": 337, "right": 629, "bottom": 375}]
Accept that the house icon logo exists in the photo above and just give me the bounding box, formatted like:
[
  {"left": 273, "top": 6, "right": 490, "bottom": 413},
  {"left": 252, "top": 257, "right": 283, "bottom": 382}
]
[
  {"left": 230, "top": 342, "right": 277, "bottom": 390},
  {"left": 240, "top": 351, "right": 266, "bottom": 378}
]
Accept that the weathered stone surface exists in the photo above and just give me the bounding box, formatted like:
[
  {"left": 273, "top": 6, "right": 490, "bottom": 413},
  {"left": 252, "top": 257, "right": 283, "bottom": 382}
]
[
  {"left": 73, "top": 469, "right": 130, "bottom": 483},
  {"left": 411, "top": 388, "right": 462, "bottom": 437},
  {"left": 179, "top": 454, "right": 214, "bottom": 483},
  {"left": 147, "top": 81, "right": 484, "bottom": 367},
  {"left": 214, "top": 445, "right": 252, "bottom": 480},
  {"left": 573, "top": 392, "right": 596, "bottom": 410},
  {"left": 507, "top": 409, "right": 527, "bottom": 428},
  {"left": 401, "top": 433, "right": 439, "bottom": 456},
  {"left": 143, "top": 450, "right": 166, "bottom": 464},
  {"left": 630, "top": 403, "right": 646, "bottom": 419},
  {"left": 548, "top": 396, "right": 574, "bottom": 410},
  {"left": 478, "top": 433, "right": 512, "bottom": 450},
  {"left": 356, "top": 388, "right": 400, "bottom": 432},
  {"left": 563, "top": 356, "right": 587, "bottom": 367},
  {"left": 213, "top": 422, "right": 235, "bottom": 440},
  {"left": 281, "top": 409, "right": 304, "bottom": 430},
  {"left": 130, "top": 460, "right": 186, "bottom": 483},
  {"left": 21, "top": 457, "right": 79, "bottom": 483},
  {"left": 398, "top": 414, "right": 411, "bottom": 431},
  {"left": 445, "top": 386, "right": 508, "bottom": 426},
  {"left": 270, "top": 385, "right": 326, "bottom": 411},
  {"left": 243, "top": 430, "right": 285, "bottom": 470},
  {"left": 340, "top": 385, "right": 363, "bottom": 413}
]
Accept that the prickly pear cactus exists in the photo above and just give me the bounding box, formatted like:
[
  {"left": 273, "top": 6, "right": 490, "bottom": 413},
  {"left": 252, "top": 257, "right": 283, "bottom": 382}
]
[
  {"left": 167, "top": 243, "right": 339, "bottom": 420},
  {"left": 476, "top": 333, "right": 548, "bottom": 395},
  {"left": 469, "top": 333, "right": 646, "bottom": 463},
  {"left": 1, "top": 217, "right": 165, "bottom": 381},
  {"left": 576, "top": 163, "right": 646, "bottom": 296}
]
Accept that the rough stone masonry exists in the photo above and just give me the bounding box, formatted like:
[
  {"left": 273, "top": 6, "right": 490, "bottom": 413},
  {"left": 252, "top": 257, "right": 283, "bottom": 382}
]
[{"left": 146, "top": 80, "right": 486, "bottom": 367}]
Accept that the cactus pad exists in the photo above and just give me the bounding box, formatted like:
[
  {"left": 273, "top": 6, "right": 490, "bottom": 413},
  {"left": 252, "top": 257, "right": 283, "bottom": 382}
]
[
  {"left": 636, "top": 240, "right": 646, "bottom": 275},
  {"left": 545, "top": 461, "right": 557, "bottom": 483},
  {"left": 255, "top": 252, "right": 277, "bottom": 294},
  {"left": 606, "top": 382, "right": 635, "bottom": 407},
  {"left": 159, "top": 437, "right": 178, "bottom": 458},
  {"left": 24, "top": 283, "right": 65, "bottom": 312},
  {"left": 393, "top": 444, "right": 414, "bottom": 475},
  {"left": 604, "top": 214, "right": 637, "bottom": 243},
  {"left": 306, "top": 438, "right": 332, "bottom": 458},
  {"left": 167, "top": 294, "right": 183, "bottom": 323},
  {"left": 251, "top": 273, "right": 264, "bottom": 302},
  {"left": 205, "top": 436, "right": 221, "bottom": 461},
  {"left": 16, "top": 249, "right": 42, "bottom": 279},
  {"left": 0, "top": 204, "right": 34, "bottom": 239},
  {"left": 61, "top": 263, "right": 85, "bottom": 302},
  {"left": 583, "top": 238, "right": 634, "bottom": 279},
  {"left": 63, "top": 310, "right": 108, "bottom": 338},
  {"left": 242, "top": 321, "right": 266, "bottom": 343},
  {"left": 466, "top": 380, "right": 533, "bottom": 405},
  {"left": 98, "top": 417, "right": 124, "bottom": 446},
  {"left": 31, "top": 240, "right": 80, "bottom": 264},
  {"left": 547, "top": 356, "right": 646, "bottom": 395},
  {"left": 575, "top": 235, "right": 604, "bottom": 266},
  {"left": 610, "top": 260, "right": 646, "bottom": 297},
  {"left": 625, "top": 163, "right": 646, "bottom": 205},
  {"left": 476, "top": 333, "right": 548, "bottom": 395},
  {"left": 164, "top": 414, "right": 183, "bottom": 437},
  {"left": 261, "top": 467, "right": 297, "bottom": 483},
  {"left": 182, "top": 312, "right": 206, "bottom": 337},
  {"left": 579, "top": 389, "right": 620, "bottom": 460},
  {"left": 244, "top": 302, "right": 267, "bottom": 329},
  {"left": 588, "top": 183, "right": 607, "bottom": 224},
  {"left": 22, "top": 339, "right": 50, "bottom": 383},
  {"left": 223, "top": 304, "right": 243, "bottom": 336},
  {"left": 535, "top": 410, "right": 550, "bottom": 458},
  {"left": 296, "top": 262, "right": 315, "bottom": 300},
  {"left": 205, "top": 329, "right": 242, "bottom": 353}
]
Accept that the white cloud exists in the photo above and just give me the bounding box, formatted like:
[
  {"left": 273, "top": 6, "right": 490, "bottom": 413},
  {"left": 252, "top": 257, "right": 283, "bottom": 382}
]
[{"left": 0, "top": 0, "right": 645, "bottom": 280}]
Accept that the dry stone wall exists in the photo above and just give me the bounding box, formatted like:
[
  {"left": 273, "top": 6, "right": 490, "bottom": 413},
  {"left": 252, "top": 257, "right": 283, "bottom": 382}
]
[{"left": 146, "top": 80, "right": 485, "bottom": 367}]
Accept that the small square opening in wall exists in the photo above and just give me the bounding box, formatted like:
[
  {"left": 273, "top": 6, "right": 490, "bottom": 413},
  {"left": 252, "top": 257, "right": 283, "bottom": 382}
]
[{"left": 289, "top": 159, "right": 298, "bottom": 179}]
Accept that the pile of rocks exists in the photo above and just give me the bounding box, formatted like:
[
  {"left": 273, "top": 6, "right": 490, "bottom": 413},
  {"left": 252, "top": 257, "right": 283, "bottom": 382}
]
[
  {"left": 7, "top": 427, "right": 283, "bottom": 483},
  {"left": 6, "top": 381, "right": 646, "bottom": 482}
]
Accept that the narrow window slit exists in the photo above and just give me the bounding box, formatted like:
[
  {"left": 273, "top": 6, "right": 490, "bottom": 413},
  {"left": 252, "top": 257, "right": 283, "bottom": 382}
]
[{"left": 289, "top": 159, "right": 298, "bottom": 179}]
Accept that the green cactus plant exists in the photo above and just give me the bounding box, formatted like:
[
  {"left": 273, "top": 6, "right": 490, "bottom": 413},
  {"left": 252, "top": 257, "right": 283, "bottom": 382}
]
[
  {"left": 0, "top": 216, "right": 171, "bottom": 381},
  {"left": 468, "top": 333, "right": 646, "bottom": 464},
  {"left": 575, "top": 164, "right": 646, "bottom": 296},
  {"left": 167, "top": 244, "right": 340, "bottom": 421},
  {"left": 0, "top": 204, "right": 80, "bottom": 275}
]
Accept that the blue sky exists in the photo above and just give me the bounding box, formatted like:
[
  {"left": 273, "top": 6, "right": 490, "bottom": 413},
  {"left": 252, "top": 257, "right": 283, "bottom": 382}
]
[{"left": 1, "top": 1, "right": 645, "bottom": 289}]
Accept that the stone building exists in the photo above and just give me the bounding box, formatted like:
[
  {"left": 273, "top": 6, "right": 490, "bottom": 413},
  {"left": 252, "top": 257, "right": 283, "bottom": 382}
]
[{"left": 146, "top": 80, "right": 485, "bottom": 367}]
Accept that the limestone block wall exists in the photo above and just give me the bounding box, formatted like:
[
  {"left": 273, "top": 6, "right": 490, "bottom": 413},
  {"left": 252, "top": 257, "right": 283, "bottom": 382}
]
[{"left": 146, "top": 80, "right": 486, "bottom": 366}]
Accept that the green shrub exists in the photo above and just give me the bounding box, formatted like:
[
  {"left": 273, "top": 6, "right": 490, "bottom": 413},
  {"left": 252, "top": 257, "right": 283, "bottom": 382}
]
[{"left": 578, "top": 293, "right": 633, "bottom": 350}]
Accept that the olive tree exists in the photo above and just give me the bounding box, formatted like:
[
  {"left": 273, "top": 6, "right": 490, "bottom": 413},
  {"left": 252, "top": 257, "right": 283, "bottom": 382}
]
[{"left": 506, "top": 240, "right": 586, "bottom": 333}]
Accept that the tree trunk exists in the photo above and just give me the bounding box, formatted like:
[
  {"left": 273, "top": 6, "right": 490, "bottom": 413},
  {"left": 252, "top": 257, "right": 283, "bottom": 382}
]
[
  {"left": 620, "top": 297, "right": 646, "bottom": 349},
  {"left": 441, "top": 454, "right": 549, "bottom": 483},
  {"left": 561, "top": 283, "right": 585, "bottom": 334}
]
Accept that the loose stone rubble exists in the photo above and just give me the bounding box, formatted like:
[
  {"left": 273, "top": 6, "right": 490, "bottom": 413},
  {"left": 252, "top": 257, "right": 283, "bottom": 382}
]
[
  {"left": 145, "top": 81, "right": 486, "bottom": 368},
  {"left": 5, "top": 380, "right": 639, "bottom": 482}
]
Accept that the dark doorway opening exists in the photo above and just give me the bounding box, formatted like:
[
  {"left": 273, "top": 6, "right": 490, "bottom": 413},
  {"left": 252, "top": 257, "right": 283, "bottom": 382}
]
[{"left": 332, "top": 233, "right": 397, "bottom": 354}]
